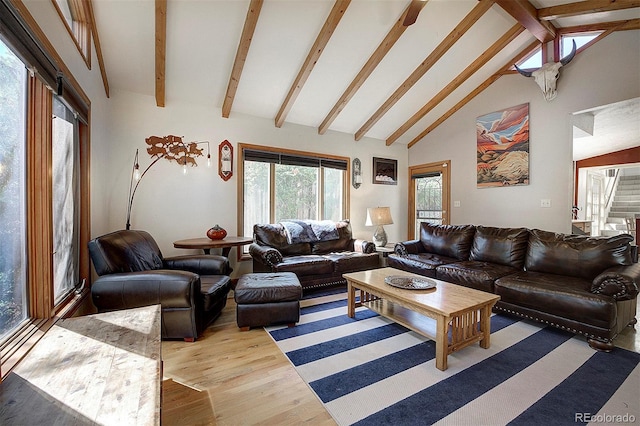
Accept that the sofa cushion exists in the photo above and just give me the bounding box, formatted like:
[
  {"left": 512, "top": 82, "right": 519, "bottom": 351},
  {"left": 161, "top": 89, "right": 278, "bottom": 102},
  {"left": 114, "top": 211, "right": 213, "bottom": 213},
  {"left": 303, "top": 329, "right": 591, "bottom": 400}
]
[
  {"left": 436, "top": 261, "right": 519, "bottom": 293},
  {"left": 312, "top": 220, "right": 353, "bottom": 254},
  {"left": 322, "top": 252, "right": 380, "bottom": 273},
  {"left": 200, "top": 275, "right": 231, "bottom": 312},
  {"left": 525, "top": 230, "right": 633, "bottom": 280},
  {"left": 254, "top": 223, "right": 311, "bottom": 256},
  {"left": 419, "top": 223, "right": 475, "bottom": 260},
  {"left": 387, "top": 253, "right": 458, "bottom": 278},
  {"left": 470, "top": 226, "right": 529, "bottom": 269},
  {"left": 495, "top": 271, "right": 615, "bottom": 329},
  {"left": 272, "top": 255, "right": 334, "bottom": 276}
]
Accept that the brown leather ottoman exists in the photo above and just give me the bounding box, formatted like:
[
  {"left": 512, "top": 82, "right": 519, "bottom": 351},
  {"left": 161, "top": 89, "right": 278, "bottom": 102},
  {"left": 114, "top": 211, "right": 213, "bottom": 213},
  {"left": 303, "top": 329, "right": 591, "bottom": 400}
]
[{"left": 234, "top": 272, "right": 302, "bottom": 331}]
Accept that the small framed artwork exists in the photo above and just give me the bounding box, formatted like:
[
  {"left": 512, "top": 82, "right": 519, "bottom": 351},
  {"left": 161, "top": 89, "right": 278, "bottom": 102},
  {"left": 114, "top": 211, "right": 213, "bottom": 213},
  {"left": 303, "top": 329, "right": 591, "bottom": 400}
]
[{"left": 373, "top": 157, "right": 397, "bottom": 185}]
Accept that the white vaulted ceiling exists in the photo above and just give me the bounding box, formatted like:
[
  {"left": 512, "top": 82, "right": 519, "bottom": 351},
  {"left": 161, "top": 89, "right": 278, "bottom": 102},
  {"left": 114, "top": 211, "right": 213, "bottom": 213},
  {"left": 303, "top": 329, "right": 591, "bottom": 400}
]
[{"left": 90, "top": 0, "right": 640, "bottom": 148}]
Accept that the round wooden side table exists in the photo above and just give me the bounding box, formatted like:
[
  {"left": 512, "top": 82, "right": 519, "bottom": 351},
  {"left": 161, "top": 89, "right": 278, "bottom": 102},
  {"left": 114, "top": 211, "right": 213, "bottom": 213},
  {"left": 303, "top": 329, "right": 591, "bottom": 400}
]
[{"left": 173, "top": 236, "right": 253, "bottom": 256}]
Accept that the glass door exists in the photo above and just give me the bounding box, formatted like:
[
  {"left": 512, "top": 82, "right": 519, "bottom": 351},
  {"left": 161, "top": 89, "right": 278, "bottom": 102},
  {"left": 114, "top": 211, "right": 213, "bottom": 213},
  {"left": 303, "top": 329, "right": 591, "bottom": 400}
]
[{"left": 409, "top": 161, "right": 450, "bottom": 239}]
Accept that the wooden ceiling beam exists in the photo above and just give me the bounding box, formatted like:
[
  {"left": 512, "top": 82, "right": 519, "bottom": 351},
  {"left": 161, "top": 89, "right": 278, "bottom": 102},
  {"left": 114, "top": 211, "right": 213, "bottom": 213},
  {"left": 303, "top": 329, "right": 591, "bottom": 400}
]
[
  {"left": 387, "top": 24, "right": 524, "bottom": 146},
  {"left": 275, "top": 0, "right": 351, "bottom": 128},
  {"left": 317, "top": 0, "right": 428, "bottom": 135},
  {"left": 557, "top": 17, "right": 640, "bottom": 34},
  {"left": 222, "top": 0, "right": 263, "bottom": 118},
  {"left": 86, "top": 0, "right": 109, "bottom": 98},
  {"left": 407, "top": 40, "right": 540, "bottom": 148},
  {"left": 538, "top": 0, "right": 640, "bottom": 21},
  {"left": 495, "top": 0, "right": 556, "bottom": 42},
  {"left": 155, "top": 0, "right": 166, "bottom": 108},
  {"left": 354, "top": 0, "right": 494, "bottom": 141},
  {"left": 410, "top": 19, "right": 634, "bottom": 149}
]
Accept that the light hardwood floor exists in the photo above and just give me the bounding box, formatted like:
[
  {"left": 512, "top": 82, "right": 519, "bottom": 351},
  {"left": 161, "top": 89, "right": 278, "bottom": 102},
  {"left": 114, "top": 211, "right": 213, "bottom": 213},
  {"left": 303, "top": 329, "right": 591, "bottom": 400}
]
[
  {"left": 161, "top": 295, "right": 639, "bottom": 425},
  {"left": 161, "top": 296, "right": 335, "bottom": 425}
]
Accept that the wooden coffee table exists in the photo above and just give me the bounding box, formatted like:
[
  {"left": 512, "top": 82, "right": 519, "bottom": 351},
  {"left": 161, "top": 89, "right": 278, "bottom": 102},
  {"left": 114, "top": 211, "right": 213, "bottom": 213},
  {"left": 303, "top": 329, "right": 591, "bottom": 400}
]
[{"left": 343, "top": 267, "right": 500, "bottom": 371}]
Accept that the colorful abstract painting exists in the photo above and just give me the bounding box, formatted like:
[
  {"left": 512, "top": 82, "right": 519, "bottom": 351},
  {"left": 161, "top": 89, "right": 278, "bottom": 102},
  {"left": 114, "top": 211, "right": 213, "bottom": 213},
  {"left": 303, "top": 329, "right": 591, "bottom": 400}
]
[{"left": 476, "top": 103, "right": 529, "bottom": 188}]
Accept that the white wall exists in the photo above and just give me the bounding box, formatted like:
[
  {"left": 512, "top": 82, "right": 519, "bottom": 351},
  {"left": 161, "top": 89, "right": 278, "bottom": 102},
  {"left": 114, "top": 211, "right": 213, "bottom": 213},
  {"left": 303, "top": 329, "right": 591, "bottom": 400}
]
[
  {"left": 409, "top": 30, "right": 640, "bottom": 233},
  {"left": 104, "top": 91, "right": 407, "bottom": 275}
]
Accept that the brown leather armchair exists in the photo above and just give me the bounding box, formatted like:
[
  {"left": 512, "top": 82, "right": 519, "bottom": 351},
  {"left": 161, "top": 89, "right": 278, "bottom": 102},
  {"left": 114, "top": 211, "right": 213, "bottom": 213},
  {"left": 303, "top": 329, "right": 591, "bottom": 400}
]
[{"left": 88, "top": 230, "right": 231, "bottom": 341}]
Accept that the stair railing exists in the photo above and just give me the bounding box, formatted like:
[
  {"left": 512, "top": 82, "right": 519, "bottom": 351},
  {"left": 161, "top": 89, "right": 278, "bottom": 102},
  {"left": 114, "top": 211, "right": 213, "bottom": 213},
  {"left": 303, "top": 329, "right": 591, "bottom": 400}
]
[{"left": 603, "top": 168, "right": 620, "bottom": 229}]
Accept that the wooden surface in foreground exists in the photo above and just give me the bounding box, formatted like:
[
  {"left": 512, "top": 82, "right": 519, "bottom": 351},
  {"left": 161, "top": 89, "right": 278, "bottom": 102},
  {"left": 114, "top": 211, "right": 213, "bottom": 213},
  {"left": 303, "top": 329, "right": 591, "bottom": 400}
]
[
  {"left": 1, "top": 305, "right": 161, "bottom": 425},
  {"left": 161, "top": 296, "right": 335, "bottom": 425}
]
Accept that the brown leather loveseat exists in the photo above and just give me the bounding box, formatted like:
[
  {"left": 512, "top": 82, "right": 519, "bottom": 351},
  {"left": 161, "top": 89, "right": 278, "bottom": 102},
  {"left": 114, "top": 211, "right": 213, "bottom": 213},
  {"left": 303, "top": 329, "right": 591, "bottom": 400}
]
[
  {"left": 389, "top": 223, "right": 639, "bottom": 351},
  {"left": 249, "top": 219, "right": 380, "bottom": 291}
]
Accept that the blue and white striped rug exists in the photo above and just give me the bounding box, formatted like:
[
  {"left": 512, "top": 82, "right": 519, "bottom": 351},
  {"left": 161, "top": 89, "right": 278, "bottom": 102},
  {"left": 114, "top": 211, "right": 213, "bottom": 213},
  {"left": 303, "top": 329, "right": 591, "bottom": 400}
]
[{"left": 266, "top": 288, "right": 640, "bottom": 426}]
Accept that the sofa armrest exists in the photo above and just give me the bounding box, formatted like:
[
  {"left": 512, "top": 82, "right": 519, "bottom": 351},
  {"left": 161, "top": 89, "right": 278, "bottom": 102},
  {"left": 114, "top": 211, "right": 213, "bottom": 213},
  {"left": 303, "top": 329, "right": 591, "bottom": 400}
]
[
  {"left": 91, "top": 270, "right": 199, "bottom": 311},
  {"left": 248, "top": 243, "right": 283, "bottom": 267},
  {"left": 164, "top": 255, "right": 230, "bottom": 275},
  {"left": 394, "top": 240, "right": 422, "bottom": 255},
  {"left": 353, "top": 239, "right": 376, "bottom": 254},
  {"left": 591, "top": 263, "right": 640, "bottom": 301}
]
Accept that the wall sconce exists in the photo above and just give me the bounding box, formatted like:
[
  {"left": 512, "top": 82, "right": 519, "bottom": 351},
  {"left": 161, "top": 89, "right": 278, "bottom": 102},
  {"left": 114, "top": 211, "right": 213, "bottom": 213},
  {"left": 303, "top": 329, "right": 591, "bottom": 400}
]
[
  {"left": 352, "top": 157, "right": 362, "bottom": 189},
  {"left": 219, "top": 139, "right": 233, "bottom": 181}
]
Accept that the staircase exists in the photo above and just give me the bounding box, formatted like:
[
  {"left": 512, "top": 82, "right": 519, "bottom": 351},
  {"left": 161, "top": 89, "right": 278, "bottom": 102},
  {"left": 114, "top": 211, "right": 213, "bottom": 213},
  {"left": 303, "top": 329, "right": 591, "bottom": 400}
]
[{"left": 602, "top": 174, "right": 640, "bottom": 238}]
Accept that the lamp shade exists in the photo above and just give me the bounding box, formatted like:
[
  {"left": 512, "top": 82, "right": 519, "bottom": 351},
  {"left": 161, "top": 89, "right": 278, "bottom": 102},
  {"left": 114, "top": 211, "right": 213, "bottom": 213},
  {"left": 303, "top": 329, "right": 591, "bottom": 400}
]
[{"left": 365, "top": 207, "right": 393, "bottom": 226}]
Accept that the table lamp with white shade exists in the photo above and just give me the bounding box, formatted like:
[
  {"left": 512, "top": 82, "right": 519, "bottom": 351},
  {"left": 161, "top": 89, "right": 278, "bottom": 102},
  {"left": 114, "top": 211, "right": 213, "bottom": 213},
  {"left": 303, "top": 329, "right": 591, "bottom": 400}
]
[{"left": 365, "top": 207, "right": 393, "bottom": 247}]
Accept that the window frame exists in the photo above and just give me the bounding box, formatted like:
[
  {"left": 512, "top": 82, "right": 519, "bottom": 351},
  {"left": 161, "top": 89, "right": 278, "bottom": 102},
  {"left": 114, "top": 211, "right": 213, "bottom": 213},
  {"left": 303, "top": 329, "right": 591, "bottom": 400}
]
[
  {"left": 0, "top": 2, "right": 91, "bottom": 378},
  {"left": 237, "top": 143, "right": 351, "bottom": 259}
]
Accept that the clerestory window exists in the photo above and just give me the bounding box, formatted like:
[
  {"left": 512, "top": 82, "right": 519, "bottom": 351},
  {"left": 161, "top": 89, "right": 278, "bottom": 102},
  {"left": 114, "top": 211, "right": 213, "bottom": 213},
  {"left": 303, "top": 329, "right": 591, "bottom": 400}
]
[
  {"left": 516, "top": 32, "right": 600, "bottom": 69},
  {"left": 52, "top": 0, "right": 91, "bottom": 68}
]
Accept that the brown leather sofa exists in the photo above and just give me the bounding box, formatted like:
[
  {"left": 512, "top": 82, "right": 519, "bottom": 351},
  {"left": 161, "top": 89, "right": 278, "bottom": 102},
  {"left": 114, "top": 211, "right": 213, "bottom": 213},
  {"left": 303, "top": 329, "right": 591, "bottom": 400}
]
[
  {"left": 249, "top": 219, "right": 380, "bottom": 291},
  {"left": 88, "top": 230, "right": 231, "bottom": 341},
  {"left": 389, "top": 223, "right": 639, "bottom": 351}
]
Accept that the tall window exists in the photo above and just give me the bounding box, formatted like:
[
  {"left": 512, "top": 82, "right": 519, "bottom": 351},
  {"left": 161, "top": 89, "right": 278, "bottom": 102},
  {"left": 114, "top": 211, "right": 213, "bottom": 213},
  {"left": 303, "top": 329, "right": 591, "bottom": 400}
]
[
  {"left": 0, "top": 39, "right": 27, "bottom": 339},
  {"left": 240, "top": 145, "right": 349, "bottom": 251},
  {"left": 0, "top": 0, "right": 91, "bottom": 374},
  {"left": 52, "top": 96, "right": 80, "bottom": 303}
]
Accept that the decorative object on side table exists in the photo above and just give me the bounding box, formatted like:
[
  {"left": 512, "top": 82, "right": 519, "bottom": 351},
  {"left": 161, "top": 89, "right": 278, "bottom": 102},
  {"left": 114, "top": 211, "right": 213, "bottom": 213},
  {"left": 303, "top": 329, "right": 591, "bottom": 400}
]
[
  {"left": 366, "top": 206, "right": 393, "bottom": 247},
  {"left": 352, "top": 157, "right": 362, "bottom": 189},
  {"left": 206, "top": 224, "right": 227, "bottom": 240},
  {"left": 219, "top": 139, "right": 233, "bottom": 181},
  {"left": 126, "top": 135, "right": 210, "bottom": 230}
]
